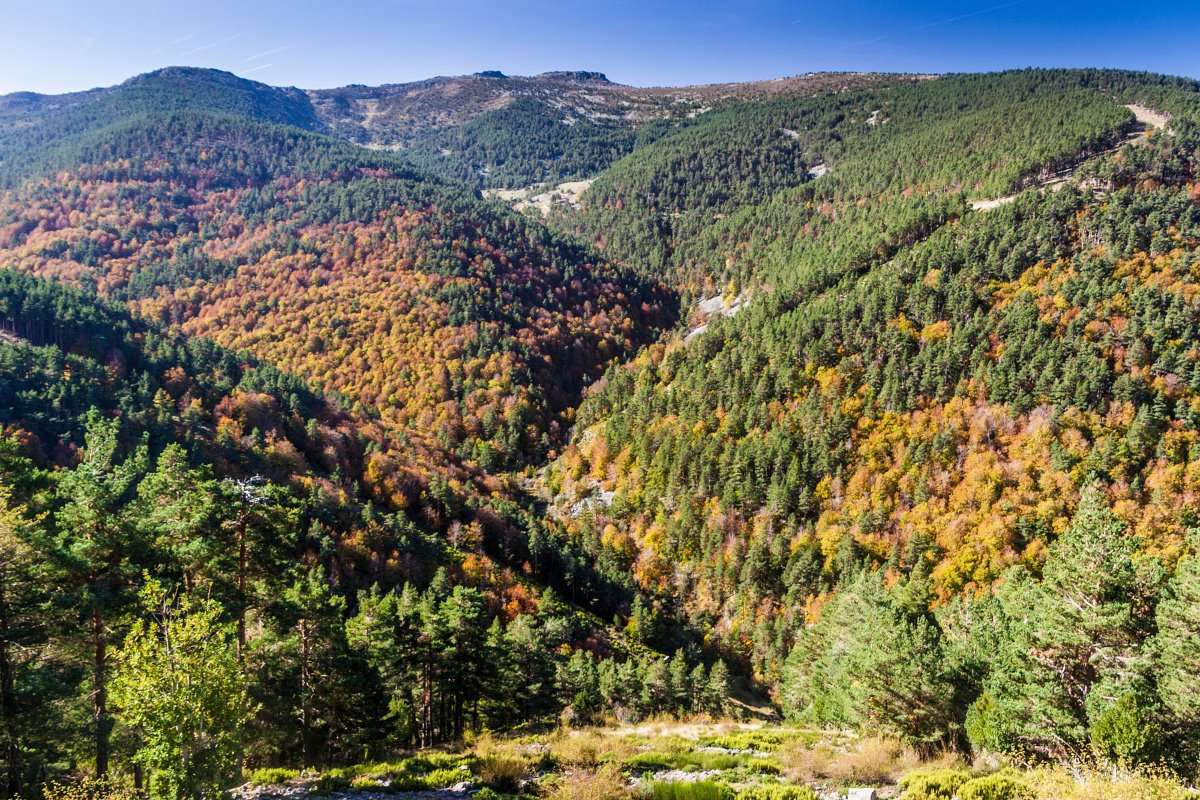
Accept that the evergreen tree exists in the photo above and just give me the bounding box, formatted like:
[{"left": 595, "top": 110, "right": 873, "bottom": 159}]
[
  {"left": 1155, "top": 535, "right": 1200, "bottom": 724},
  {"left": 54, "top": 411, "right": 149, "bottom": 777}
]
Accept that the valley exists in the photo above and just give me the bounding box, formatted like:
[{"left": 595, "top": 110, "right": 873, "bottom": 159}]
[{"left": 2, "top": 60, "right": 1200, "bottom": 800}]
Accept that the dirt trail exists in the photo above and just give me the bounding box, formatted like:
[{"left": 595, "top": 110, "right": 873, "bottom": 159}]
[{"left": 969, "top": 104, "right": 1169, "bottom": 212}]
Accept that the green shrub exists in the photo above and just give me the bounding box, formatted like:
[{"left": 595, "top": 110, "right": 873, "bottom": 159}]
[
  {"left": 249, "top": 768, "right": 300, "bottom": 786},
  {"left": 698, "top": 731, "right": 809, "bottom": 753},
  {"left": 965, "top": 693, "right": 1012, "bottom": 754},
  {"left": 350, "top": 776, "right": 388, "bottom": 792},
  {"left": 646, "top": 781, "right": 735, "bottom": 800},
  {"left": 958, "top": 771, "right": 1033, "bottom": 800},
  {"left": 735, "top": 785, "right": 818, "bottom": 800},
  {"left": 421, "top": 767, "right": 469, "bottom": 789},
  {"left": 899, "top": 768, "right": 970, "bottom": 800},
  {"left": 1089, "top": 692, "right": 1161, "bottom": 766},
  {"left": 625, "top": 751, "right": 775, "bottom": 774},
  {"left": 312, "top": 774, "right": 350, "bottom": 793}
]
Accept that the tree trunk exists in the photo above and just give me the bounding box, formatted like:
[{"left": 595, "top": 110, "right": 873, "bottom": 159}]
[
  {"left": 0, "top": 568, "right": 22, "bottom": 798},
  {"left": 299, "top": 618, "right": 311, "bottom": 766},
  {"left": 236, "top": 518, "right": 247, "bottom": 663},
  {"left": 92, "top": 607, "right": 108, "bottom": 777}
]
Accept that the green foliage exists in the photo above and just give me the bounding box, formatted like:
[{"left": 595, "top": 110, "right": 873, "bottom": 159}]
[
  {"left": 1155, "top": 536, "right": 1200, "bottom": 725},
  {"left": 646, "top": 781, "right": 734, "bottom": 800},
  {"left": 782, "top": 572, "right": 958, "bottom": 749},
  {"left": 957, "top": 771, "right": 1033, "bottom": 800},
  {"left": 733, "top": 786, "right": 817, "bottom": 800},
  {"left": 110, "top": 582, "right": 254, "bottom": 800},
  {"left": 249, "top": 768, "right": 300, "bottom": 786},
  {"left": 899, "top": 768, "right": 971, "bottom": 800},
  {"left": 1088, "top": 691, "right": 1161, "bottom": 767}
]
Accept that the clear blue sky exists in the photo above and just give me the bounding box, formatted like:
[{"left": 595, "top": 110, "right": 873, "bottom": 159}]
[{"left": 2, "top": 0, "right": 1198, "bottom": 95}]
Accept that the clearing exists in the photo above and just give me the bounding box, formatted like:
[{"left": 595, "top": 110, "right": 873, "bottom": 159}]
[{"left": 484, "top": 178, "right": 595, "bottom": 215}]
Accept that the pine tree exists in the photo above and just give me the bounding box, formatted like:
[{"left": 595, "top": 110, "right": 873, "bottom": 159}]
[
  {"left": 0, "top": 441, "right": 63, "bottom": 797},
  {"left": 54, "top": 410, "right": 149, "bottom": 777},
  {"left": 705, "top": 660, "right": 730, "bottom": 717},
  {"left": 1155, "top": 536, "right": 1200, "bottom": 723},
  {"left": 979, "top": 487, "right": 1158, "bottom": 759}
]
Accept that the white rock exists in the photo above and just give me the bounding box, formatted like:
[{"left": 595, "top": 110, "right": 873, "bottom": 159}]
[{"left": 846, "top": 789, "right": 876, "bottom": 800}]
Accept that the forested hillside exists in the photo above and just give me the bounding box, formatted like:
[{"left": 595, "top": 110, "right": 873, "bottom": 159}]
[
  {"left": 0, "top": 109, "right": 674, "bottom": 469},
  {"left": 544, "top": 68, "right": 1200, "bottom": 764},
  {"left": 5, "top": 62, "right": 1200, "bottom": 798}
]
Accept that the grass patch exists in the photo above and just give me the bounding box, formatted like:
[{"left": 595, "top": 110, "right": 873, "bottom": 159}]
[
  {"left": 249, "top": 768, "right": 300, "bottom": 786},
  {"left": 734, "top": 786, "right": 818, "bottom": 800},
  {"left": 646, "top": 782, "right": 734, "bottom": 800},
  {"left": 625, "top": 750, "right": 779, "bottom": 774},
  {"left": 550, "top": 765, "right": 632, "bottom": 800},
  {"left": 697, "top": 731, "right": 816, "bottom": 753}
]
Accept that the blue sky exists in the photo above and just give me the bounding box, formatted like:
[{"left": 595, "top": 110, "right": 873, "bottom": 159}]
[{"left": 2, "top": 0, "right": 1198, "bottom": 94}]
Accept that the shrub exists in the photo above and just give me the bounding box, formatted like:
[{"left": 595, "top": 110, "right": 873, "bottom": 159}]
[
  {"left": 42, "top": 779, "right": 141, "bottom": 800},
  {"left": 837, "top": 738, "right": 916, "bottom": 785},
  {"left": 312, "top": 774, "right": 350, "bottom": 793},
  {"left": 1025, "top": 764, "right": 1195, "bottom": 800},
  {"left": 350, "top": 776, "right": 387, "bottom": 792},
  {"left": 735, "top": 784, "right": 818, "bottom": 800},
  {"left": 646, "top": 781, "right": 735, "bottom": 800},
  {"left": 958, "top": 771, "right": 1033, "bottom": 800},
  {"left": 1089, "top": 692, "right": 1161, "bottom": 767},
  {"left": 899, "top": 768, "right": 970, "bottom": 800},
  {"left": 421, "top": 767, "right": 468, "bottom": 789},
  {"left": 249, "top": 768, "right": 300, "bottom": 786},
  {"left": 476, "top": 755, "right": 529, "bottom": 792},
  {"left": 965, "top": 693, "right": 1011, "bottom": 755},
  {"left": 550, "top": 765, "right": 632, "bottom": 800}
]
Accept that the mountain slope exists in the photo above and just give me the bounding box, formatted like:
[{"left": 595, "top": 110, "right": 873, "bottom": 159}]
[
  {"left": 0, "top": 110, "right": 675, "bottom": 469},
  {"left": 540, "top": 69, "right": 1200, "bottom": 685}
]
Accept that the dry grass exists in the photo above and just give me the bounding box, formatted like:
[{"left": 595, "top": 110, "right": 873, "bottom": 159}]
[
  {"left": 548, "top": 728, "right": 643, "bottom": 767},
  {"left": 549, "top": 764, "right": 632, "bottom": 800},
  {"left": 779, "top": 736, "right": 931, "bottom": 785},
  {"left": 472, "top": 732, "right": 535, "bottom": 791},
  {"left": 1024, "top": 764, "right": 1195, "bottom": 800}
]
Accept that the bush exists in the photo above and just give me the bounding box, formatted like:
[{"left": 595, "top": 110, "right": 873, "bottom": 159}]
[
  {"left": 550, "top": 765, "right": 632, "bottom": 800},
  {"left": 958, "top": 771, "right": 1033, "bottom": 800},
  {"left": 783, "top": 737, "right": 922, "bottom": 786},
  {"left": 735, "top": 785, "right": 818, "bottom": 800},
  {"left": 476, "top": 755, "right": 529, "bottom": 792},
  {"left": 1089, "top": 692, "right": 1161, "bottom": 767},
  {"left": 42, "top": 779, "right": 141, "bottom": 800},
  {"left": 350, "top": 776, "right": 388, "bottom": 792},
  {"left": 249, "top": 768, "right": 300, "bottom": 786},
  {"left": 899, "top": 768, "right": 970, "bottom": 800},
  {"left": 421, "top": 767, "right": 469, "bottom": 789},
  {"left": 966, "top": 693, "right": 1011, "bottom": 755},
  {"left": 646, "top": 781, "right": 735, "bottom": 800},
  {"left": 312, "top": 774, "right": 351, "bottom": 793}
]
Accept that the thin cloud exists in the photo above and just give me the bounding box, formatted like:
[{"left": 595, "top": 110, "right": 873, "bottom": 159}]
[
  {"left": 245, "top": 45, "right": 290, "bottom": 62},
  {"left": 170, "top": 34, "right": 194, "bottom": 46},
  {"left": 180, "top": 33, "right": 241, "bottom": 58},
  {"left": 914, "top": 0, "right": 1027, "bottom": 31},
  {"left": 828, "top": 0, "right": 1027, "bottom": 51},
  {"left": 242, "top": 63, "right": 274, "bottom": 75}
]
